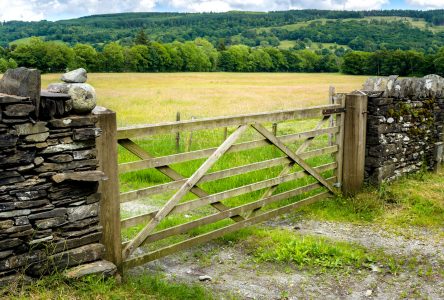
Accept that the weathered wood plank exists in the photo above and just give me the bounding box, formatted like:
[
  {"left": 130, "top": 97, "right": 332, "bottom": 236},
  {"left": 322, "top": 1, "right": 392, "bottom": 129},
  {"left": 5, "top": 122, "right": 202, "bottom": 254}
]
[
  {"left": 118, "top": 126, "right": 339, "bottom": 174},
  {"left": 94, "top": 107, "right": 122, "bottom": 271},
  {"left": 120, "top": 142, "right": 338, "bottom": 203},
  {"left": 122, "top": 177, "right": 335, "bottom": 247},
  {"left": 252, "top": 123, "right": 336, "bottom": 194},
  {"left": 118, "top": 139, "right": 244, "bottom": 223},
  {"left": 123, "top": 191, "right": 330, "bottom": 269},
  {"left": 328, "top": 86, "right": 336, "bottom": 146},
  {"left": 122, "top": 125, "right": 248, "bottom": 259},
  {"left": 342, "top": 93, "right": 368, "bottom": 195},
  {"left": 120, "top": 157, "right": 291, "bottom": 203},
  {"left": 117, "top": 104, "right": 342, "bottom": 139},
  {"left": 248, "top": 116, "right": 330, "bottom": 217},
  {"left": 334, "top": 94, "right": 346, "bottom": 187},
  {"left": 120, "top": 162, "right": 336, "bottom": 228}
]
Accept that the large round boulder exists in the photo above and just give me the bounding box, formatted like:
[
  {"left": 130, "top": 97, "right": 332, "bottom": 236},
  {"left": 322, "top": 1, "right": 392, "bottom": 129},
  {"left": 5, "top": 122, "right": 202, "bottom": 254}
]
[
  {"left": 61, "top": 68, "right": 87, "bottom": 83},
  {"left": 68, "top": 83, "right": 97, "bottom": 114}
]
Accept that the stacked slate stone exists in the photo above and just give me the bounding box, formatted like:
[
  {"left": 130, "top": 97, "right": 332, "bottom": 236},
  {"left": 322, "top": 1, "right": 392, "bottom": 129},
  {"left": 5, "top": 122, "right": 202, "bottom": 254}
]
[
  {"left": 363, "top": 74, "right": 444, "bottom": 183},
  {"left": 0, "top": 68, "right": 115, "bottom": 287}
]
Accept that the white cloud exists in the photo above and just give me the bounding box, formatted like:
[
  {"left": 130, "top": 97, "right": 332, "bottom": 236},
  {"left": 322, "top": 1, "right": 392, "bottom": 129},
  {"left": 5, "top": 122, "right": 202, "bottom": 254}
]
[
  {"left": 407, "top": 0, "right": 444, "bottom": 9},
  {"left": 166, "top": 0, "right": 389, "bottom": 12},
  {"left": 0, "top": 0, "right": 44, "bottom": 21},
  {"left": 0, "top": 0, "right": 391, "bottom": 22}
]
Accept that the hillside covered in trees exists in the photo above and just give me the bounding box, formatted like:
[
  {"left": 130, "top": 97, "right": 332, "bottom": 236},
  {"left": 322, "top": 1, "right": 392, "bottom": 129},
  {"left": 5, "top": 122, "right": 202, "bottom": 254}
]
[
  {"left": 2, "top": 10, "right": 444, "bottom": 51},
  {"left": 1, "top": 9, "right": 444, "bottom": 76}
]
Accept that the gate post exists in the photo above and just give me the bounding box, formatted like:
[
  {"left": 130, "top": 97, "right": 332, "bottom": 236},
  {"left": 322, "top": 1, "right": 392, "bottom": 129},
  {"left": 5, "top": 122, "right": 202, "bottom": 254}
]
[
  {"left": 94, "top": 106, "right": 122, "bottom": 271},
  {"left": 342, "top": 93, "right": 368, "bottom": 196}
]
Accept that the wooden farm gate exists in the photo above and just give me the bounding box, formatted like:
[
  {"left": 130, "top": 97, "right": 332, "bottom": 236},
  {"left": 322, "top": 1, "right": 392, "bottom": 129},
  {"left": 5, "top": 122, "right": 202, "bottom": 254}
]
[{"left": 94, "top": 92, "right": 368, "bottom": 272}]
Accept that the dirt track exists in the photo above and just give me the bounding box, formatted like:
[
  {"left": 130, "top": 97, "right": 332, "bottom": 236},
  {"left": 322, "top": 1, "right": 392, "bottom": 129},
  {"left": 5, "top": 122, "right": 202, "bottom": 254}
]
[{"left": 131, "top": 219, "right": 444, "bottom": 299}]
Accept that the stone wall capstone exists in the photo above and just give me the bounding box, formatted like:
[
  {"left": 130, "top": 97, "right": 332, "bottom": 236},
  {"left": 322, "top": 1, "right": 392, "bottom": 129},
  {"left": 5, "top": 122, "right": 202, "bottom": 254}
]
[
  {"left": 363, "top": 75, "right": 444, "bottom": 183},
  {"left": 0, "top": 68, "right": 115, "bottom": 288}
]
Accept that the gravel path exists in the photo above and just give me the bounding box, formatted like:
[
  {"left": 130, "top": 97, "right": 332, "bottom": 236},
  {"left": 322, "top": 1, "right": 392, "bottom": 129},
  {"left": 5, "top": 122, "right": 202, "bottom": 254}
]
[{"left": 131, "top": 219, "right": 444, "bottom": 299}]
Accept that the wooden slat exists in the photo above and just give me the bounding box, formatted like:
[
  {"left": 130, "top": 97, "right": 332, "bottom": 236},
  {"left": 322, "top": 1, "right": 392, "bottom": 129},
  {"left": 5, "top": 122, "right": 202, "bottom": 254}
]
[
  {"left": 166, "top": 164, "right": 333, "bottom": 215},
  {"left": 120, "top": 141, "right": 339, "bottom": 203},
  {"left": 119, "top": 139, "right": 245, "bottom": 226},
  {"left": 252, "top": 123, "right": 337, "bottom": 194},
  {"left": 123, "top": 177, "right": 336, "bottom": 247},
  {"left": 120, "top": 157, "right": 291, "bottom": 203},
  {"left": 117, "top": 104, "right": 342, "bottom": 139},
  {"left": 118, "top": 126, "right": 339, "bottom": 174},
  {"left": 121, "top": 162, "right": 336, "bottom": 229},
  {"left": 123, "top": 191, "right": 330, "bottom": 269},
  {"left": 248, "top": 116, "right": 330, "bottom": 217},
  {"left": 122, "top": 125, "right": 248, "bottom": 259}
]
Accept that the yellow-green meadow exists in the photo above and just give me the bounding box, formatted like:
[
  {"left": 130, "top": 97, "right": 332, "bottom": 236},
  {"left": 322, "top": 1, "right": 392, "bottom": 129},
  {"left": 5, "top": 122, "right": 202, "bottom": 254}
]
[{"left": 42, "top": 72, "right": 366, "bottom": 126}]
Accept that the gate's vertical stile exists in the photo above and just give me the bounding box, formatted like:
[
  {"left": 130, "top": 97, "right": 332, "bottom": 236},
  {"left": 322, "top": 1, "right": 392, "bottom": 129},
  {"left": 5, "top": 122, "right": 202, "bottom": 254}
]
[
  {"left": 328, "top": 86, "right": 335, "bottom": 146},
  {"left": 94, "top": 107, "right": 123, "bottom": 272},
  {"left": 341, "top": 93, "right": 368, "bottom": 196},
  {"left": 334, "top": 94, "right": 346, "bottom": 190}
]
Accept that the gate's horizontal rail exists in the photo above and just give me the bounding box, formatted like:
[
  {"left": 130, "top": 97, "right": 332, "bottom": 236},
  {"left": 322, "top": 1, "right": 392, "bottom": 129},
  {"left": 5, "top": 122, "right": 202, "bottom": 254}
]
[
  {"left": 120, "top": 143, "right": 338, "bottom": 203},
  {"left": 123, "top": 191, "right": 330, "bottom": 269},
  {"left": 118, "top": 126, "right": 339, "bottom": 174},
  {"left": 120, "top": 157, "right": 291, "bottom": 203},
  {"left": 122, "top": 177, "right": 335, "bottom": 247},
  {"left": 117, "top": 104, "right": 342, "bottom": 139},
  {"left": 121, "top": 162, "right": 336, "bottom": 229}
]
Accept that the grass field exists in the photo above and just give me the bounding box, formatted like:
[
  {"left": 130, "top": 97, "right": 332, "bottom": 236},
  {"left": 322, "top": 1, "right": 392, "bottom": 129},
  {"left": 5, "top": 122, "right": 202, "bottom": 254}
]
[{"left": 42, "top": 72, "right": 366, "bottom": 126}]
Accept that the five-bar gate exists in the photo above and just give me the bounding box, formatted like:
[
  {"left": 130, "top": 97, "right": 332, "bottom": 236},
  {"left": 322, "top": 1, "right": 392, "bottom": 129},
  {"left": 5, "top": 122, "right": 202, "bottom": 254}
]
[{"left": 95, "top": 92, "right": 368, "bottom": 272}]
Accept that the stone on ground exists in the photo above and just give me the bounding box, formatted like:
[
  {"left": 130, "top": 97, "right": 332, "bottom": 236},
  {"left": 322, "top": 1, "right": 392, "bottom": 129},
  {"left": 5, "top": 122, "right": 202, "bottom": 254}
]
[{"left": 63, "top": 260, "right": 117, "bottom": 279}]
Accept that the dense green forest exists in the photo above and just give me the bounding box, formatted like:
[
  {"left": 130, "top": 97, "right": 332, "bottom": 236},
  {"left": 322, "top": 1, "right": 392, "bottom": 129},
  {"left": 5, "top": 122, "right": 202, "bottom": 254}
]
[
  {"left": 1, "top": 36, "right": 443, "bottom": 76},
  {"left": 1, "top": 10, "right": 444, "bottom": 51},
  {"left": 1, "top": 9, "right": 444, "bottom": 76}
]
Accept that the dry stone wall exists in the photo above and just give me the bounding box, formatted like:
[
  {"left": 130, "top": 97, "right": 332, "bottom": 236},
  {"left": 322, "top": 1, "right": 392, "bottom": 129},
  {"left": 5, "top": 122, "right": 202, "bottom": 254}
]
[
  {"left": 0, "top": 68, "right": 115, "bottom": 287},
  {"left": 363, "top": 75, "right": 444, "bottom": 183}
]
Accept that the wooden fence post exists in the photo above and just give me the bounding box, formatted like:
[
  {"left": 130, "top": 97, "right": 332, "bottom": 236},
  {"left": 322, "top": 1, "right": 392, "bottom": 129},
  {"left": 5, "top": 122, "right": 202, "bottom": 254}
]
[
  {"left": 272, "top": 123, "right": 277, "bottom": 136},
  {"left": 176, "top": 112, "right": 181, "bottom": 152},
  {"left": 342, "top": 93, "right": 368, "bottom": 196},
  {"left": 94, "top": 106, "right": 122, "bottom": 271}
]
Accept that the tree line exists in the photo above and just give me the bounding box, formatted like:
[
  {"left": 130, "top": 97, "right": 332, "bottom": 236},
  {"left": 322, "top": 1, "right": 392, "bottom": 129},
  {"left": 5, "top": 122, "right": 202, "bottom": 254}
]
[
  {"left": 1, "top": 36, "right": 443, "bottom": 77},
  {"left": 342, "top": 49, "right": 444, "bottom": 76},
  {"left": 1, "top": 10, "right": 443, "bottom": 52},
  {"left": 0, "top": 37, "right": 341, "bottom": 73}
]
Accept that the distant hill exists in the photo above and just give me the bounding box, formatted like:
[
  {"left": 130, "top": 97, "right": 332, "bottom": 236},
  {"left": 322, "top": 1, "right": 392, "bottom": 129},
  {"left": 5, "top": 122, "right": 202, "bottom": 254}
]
[{"left": 1, "top": 10, "right": 444, "bottom": 52}]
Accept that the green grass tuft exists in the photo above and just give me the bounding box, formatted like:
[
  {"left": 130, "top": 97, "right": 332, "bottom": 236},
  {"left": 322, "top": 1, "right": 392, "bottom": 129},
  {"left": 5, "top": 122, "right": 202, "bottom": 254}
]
[
  {"left": 6, "top": 273, "right": 215, "bottom": 300},
  {"left": 249, "top": 229, "right": 373, "bottom": 269}
]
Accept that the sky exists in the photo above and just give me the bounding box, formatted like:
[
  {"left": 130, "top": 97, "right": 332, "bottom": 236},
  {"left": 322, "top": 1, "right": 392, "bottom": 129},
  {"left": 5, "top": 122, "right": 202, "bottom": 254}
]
[{"left": 0, "top": 0, "right": 443, "bottom": 22}]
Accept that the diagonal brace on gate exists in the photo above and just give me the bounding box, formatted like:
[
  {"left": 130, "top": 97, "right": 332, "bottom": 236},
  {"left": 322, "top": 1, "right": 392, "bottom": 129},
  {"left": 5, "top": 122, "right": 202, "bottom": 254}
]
[
  {"left": 118, "top": 139, "right": 244, "bottom": 223},
  {"left": 248, "top": 116, "right": 332, "bottom": 217},
  {"left": 251, "top": 123, "right": 336, "bottom": 194},
  {"left": 122, "top": 125, "right": 249, "bottom": 259}
]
